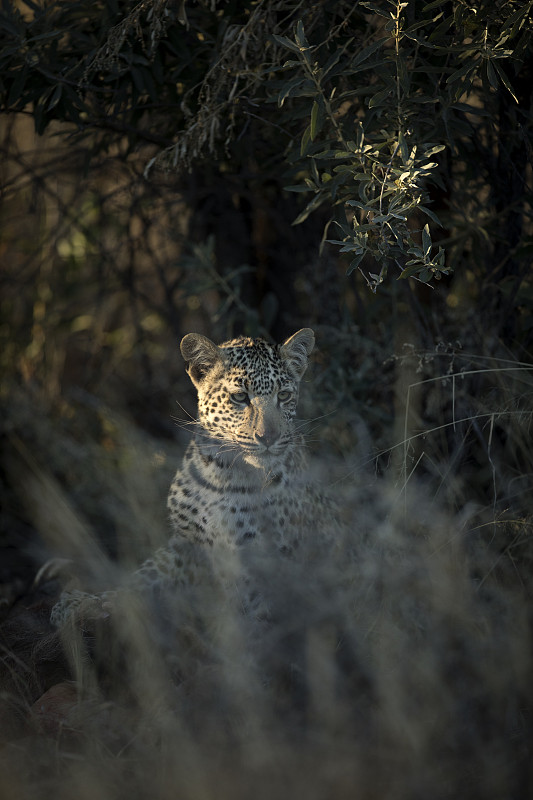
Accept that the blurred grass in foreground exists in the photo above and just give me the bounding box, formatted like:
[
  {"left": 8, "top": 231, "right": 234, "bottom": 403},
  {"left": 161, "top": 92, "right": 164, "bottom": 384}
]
[{"left": 0, "top": 343, "right": 532, "bottom": 800}]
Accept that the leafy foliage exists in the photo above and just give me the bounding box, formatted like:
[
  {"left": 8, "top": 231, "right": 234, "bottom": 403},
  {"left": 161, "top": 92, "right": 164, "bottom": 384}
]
[
  {"left": 1, "top": 0, "right": 532, "bottom": 295},
  {"left": 264, "top": 1, "right": 533, "bottom": 288},
  {"left": 270, "top": 11, "right": 447, "bottom": 289}
]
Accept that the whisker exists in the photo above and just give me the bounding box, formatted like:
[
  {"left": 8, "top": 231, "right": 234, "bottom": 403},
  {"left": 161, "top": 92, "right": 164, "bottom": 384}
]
[
  {"left": 174, "top": 399, "right": 197, "bottom": 423},
  {"left": 293, "top": 409, "right": 338, "bottom": 433}
]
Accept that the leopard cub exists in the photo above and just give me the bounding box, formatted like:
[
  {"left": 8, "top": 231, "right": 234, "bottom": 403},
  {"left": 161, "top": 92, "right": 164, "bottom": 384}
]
[{"left": 50, "top": 328, "right": 327, "bottom": 627}]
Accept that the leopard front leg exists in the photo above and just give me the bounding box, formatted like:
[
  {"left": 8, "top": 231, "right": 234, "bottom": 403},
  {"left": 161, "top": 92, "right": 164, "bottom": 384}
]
[
  {"left": 49, "top": 533, "right": 231, "bottom": 630},
  {"left": 49, "top": 539, "right": 204, "bottom": 629},
  {"left": 50, "top": 588, "right": 116, "bottom": 629}
]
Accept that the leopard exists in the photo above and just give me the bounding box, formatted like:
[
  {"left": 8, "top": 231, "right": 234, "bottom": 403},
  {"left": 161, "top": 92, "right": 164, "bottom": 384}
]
[
  {"left": 166, "top": 327, "right": 317, "bottom": 549},
  {"left": 49, "top": 327, "right": 331, "bottom": 629}
]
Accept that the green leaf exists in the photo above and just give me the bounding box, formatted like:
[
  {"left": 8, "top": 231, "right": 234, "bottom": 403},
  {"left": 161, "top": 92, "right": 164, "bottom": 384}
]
[
  {"left": 27, "top": 30, "right": 63, "bottom": 43},
  {"left": 422, "top": 224, "right": 432, "bottom": 258},
  {"left": 398, "top": 131, "right": 409, "bottom": 164},
  {"left": 271, "top": 34, "right": 301, "bottom": 54},
  {"left": 491, "top": 60, "right": 519, "bottom": 103},
  {"left": 33, "top": 97, "right": 47, "bottom": 135},
  {"left": 398, "top": 263, "right": 423, "bottom": 279},
  {"left": 423, "top": 144, "right": 446, "bottom": 158},
  {"left": 360, "top": 3, "right": 391, "bottom": 19},
  {"left": 300, "top": 124, "right": 311, "bottom": 156},
  {"left": 486, "top": 59, "right": 498, "bottom": 90},
  {"left": 295, "top": 19, "right": 309, "bottom": 49},
  {"left": 284, "top": 184, "right": 312, "bottom": 193},
  {"left": 418, "top": 206, "right": 443, "bottom": 226},
  {"left": 368, "top": 87, "right": 392, "bottom": 108},
  {"left": 319, "top": 218, "right": 333, "bottom": 255},
  {"left": 294, "top": 19, "right": 309, "bottom": 47},
  {"left": 332, "top": 164, "right": 356, "bottom": 173},
  {"left": 446, "top": 62, "right": 476, "bottom": 86},
  {"left": 47, "top": 84, "right": 62, "bottom": 111},
  {"left": 345, "top": 200, "right": 368, "bottom": 209},
  {"left": 321, "top": 48, "right": 344, "bottom": 81},
  {"left": 351, "top": 38, "right": 385, "bottom": 68},
  {"left": 292, "top": 193, "right": 325, "bottom": 225},
  {"left": 277, "top": 77, "right": 305, "bottom": 107},
  {"left": 310, "top": 100, "right": 320, "bottom": 141},
  {"left": 347, "top": 252, "right": 365, "bottom": 274}
]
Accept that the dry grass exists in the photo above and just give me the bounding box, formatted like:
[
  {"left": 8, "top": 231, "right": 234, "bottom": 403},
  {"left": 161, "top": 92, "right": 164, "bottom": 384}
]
[{"left": 1, "top": 348, "right": 532, "bottom": 800}]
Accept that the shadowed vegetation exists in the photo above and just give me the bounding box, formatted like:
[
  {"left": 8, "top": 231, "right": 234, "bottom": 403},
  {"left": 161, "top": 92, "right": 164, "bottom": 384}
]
[{"left": 1, "top": 0, "right": 533, "bottom": 797}]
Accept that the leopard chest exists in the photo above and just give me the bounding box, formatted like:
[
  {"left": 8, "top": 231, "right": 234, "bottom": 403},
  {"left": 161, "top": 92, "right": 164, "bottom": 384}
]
[{"left": 167, "top": 448, "right": 308, "bottom": 549}]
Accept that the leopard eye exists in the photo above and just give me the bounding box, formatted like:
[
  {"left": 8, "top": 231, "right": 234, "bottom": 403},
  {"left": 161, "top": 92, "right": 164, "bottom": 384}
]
[
  {"left": 278, "top": 390, "right": 292, "bottom": 402},
  {"left": 231, "top": 391, "right": 248, "bottom": 404}
]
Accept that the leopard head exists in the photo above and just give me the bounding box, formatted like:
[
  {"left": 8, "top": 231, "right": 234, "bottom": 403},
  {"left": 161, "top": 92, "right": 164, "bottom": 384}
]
[{"left": 180, "top": 329, "right": 315, "bottom": 469}]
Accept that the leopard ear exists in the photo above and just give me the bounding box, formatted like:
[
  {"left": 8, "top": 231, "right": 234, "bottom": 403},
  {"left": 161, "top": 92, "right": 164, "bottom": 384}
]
[
  {"left": 280, "top": 328, "right": 315, "bottom": 379},
  {"left": 180, "top": 333, "right": 222, "bottom": 388}
]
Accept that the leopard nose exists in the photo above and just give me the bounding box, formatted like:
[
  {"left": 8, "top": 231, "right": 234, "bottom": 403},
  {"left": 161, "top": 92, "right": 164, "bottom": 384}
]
[{"left": 254, "top": 429, "right": 279, "bottom": 448}]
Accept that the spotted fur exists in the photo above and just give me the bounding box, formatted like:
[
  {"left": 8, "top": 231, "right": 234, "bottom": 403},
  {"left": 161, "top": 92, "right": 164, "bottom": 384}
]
[{"left": 50, "top": 329, "right": 325, "bottom": 628}]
